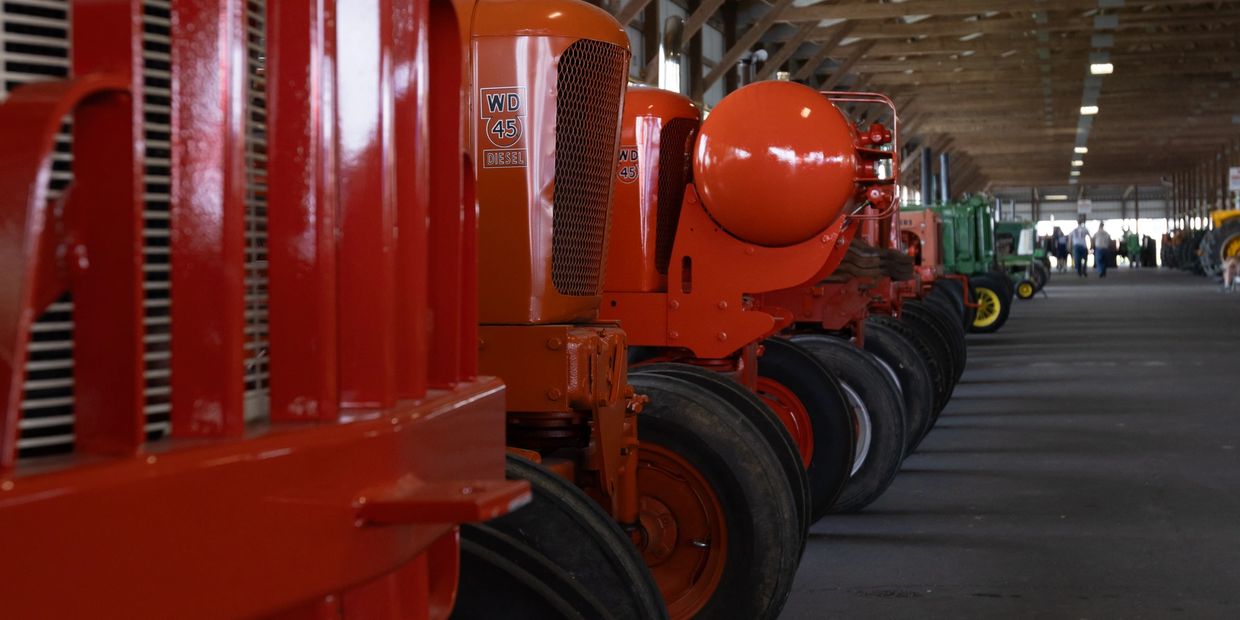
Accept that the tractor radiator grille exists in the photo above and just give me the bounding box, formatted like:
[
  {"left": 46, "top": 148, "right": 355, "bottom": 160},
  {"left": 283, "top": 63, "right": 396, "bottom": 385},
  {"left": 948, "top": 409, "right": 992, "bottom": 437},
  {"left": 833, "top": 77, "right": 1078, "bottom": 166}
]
[
  {"left": 654, "top": 117, "right": 697, "bottom": 275},
  {"left": 2, "top": 0, "right": 76, "bottom": 456},
  {"left": 1, "top": 0, "right": 269, "bottom": 458},
  {"left": 550, "top": 39, "right": 627, "bottom": 297},
  {"left": 242, "top": 0, "right": 269, "bottom": 421}
]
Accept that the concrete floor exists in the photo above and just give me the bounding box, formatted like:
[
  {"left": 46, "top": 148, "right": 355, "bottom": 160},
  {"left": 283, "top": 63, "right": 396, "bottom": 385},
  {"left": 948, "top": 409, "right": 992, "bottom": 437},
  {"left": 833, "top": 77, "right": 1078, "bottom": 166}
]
[{"left": 784, "top": 268, "right": 1240, "bottom": 619}]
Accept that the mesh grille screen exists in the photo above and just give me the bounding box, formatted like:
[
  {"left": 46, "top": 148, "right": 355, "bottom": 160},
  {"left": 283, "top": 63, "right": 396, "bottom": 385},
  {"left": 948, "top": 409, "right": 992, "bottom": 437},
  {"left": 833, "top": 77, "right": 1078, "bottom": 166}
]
[
  {"left": 550, "top": 39, "right": 627, "bottom": 297},
  {"left": 654, "top": 117, "right": 697, "bottom": 275}
]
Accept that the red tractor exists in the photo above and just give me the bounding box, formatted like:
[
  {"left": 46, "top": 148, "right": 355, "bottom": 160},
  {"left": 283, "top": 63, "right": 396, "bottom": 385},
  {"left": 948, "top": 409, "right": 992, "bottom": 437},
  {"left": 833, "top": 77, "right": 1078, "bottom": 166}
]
[{"left": 0, "top": 0, "right": 528, "bottom": 617}]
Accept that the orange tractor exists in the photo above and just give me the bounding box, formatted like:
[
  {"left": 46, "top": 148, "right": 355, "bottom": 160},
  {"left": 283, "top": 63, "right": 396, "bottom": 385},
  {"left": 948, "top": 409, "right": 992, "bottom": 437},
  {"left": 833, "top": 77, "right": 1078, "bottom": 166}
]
[
  {"left": 601, "top": 80, "right": 931, "bottom": 529},
  {"left": 458, "top": 3, "right": 801, "bottom": 618},
  {"left": 0, "top": 0, "right": 530, "bottom": 617}
]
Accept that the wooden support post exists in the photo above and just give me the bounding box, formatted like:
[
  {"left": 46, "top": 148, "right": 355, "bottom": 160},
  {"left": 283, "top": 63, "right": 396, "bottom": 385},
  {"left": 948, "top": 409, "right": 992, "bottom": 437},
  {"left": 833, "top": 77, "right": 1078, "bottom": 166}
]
[
  {"left": 688, "top": 0, "right": 703, "bottom": 97},
  {"left": 722, "top": 0, "right": 738, "bottom": 93}
]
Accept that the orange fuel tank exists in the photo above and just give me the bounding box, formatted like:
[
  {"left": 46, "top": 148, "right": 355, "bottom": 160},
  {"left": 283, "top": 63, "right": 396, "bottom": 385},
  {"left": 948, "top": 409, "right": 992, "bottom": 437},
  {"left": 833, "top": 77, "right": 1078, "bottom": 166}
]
[{"left": 693, "top": 81, "right": 857, "bottom": 247}]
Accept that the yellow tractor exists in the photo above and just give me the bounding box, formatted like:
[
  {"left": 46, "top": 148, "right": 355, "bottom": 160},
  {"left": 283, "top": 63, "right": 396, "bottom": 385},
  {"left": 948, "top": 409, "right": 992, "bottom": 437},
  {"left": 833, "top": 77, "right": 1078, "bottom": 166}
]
[{"left": 1199, "top": 210, "right": 1240, "bottom": 279}]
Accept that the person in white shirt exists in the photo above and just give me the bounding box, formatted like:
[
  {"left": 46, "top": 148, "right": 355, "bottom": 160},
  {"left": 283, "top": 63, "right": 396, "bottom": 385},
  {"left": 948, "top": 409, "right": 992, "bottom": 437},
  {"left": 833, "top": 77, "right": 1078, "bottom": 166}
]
[
  {"left": 1093, "top": 222, "right": 1112, "bottom": 278},
  {"left": 1069, "top": 218, "right": 1092, "bottom": 277}
]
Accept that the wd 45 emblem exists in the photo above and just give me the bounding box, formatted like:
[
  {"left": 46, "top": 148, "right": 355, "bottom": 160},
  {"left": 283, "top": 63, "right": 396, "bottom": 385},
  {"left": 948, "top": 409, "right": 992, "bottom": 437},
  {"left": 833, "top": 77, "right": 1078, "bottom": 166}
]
[
  {"left": 481, "top": 86, "right": 525, "bottom": 148},
  {"left": 617, "top": 146, "right": 639, "bottom": 184}
]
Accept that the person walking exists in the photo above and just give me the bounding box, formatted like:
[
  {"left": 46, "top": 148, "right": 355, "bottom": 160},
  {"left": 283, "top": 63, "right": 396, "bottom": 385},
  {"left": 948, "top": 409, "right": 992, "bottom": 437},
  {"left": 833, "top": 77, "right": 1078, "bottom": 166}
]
[
  {"left": 1093, "top": 221, "right": 1112, "bottom": 278},
  {"left": 1052, "top": 226, "right": 1069, "bottom": 273},
  {"left": 1069, "top": 218, "right": 1091, "bottom": 277}
]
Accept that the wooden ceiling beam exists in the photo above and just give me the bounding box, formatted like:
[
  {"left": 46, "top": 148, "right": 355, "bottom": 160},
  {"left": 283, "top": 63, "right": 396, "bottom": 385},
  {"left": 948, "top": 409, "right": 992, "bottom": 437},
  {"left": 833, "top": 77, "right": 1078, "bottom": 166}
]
[
  {"left": 819, "top": 40, "right": 876, "bottom": 90},
  {"left": 801, "top": 9, "right": 1240, "bottom": 40},
  {"left": 791, "top": 22, "right": 856, "bottom": 81},
  {"left": 756, "top": 22, "right": 817, "bottom": 80},
  {"left": 697, "top": 0, "right": 798, "bottom": 99},
  {"left": 615, "top": 0, "right": 655, "bottom": 25}
]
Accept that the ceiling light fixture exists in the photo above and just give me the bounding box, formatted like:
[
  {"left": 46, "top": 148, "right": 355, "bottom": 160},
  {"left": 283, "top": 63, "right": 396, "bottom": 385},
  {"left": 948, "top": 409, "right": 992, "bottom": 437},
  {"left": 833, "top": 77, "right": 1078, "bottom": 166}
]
[
  {"left": 1072, "top": 160, "right": 1084, "bottom": 166},
  {"left": 1074, "top": 146, "right": 1089, "bottom": 154},
  {"left": 1090, "top": 63, "right": 1114, "bottom": 75},
  {"left": 1081, "top": 105, "right": 1099, "bottom": 115},
  {"left": 1045, "top": 195, "right": 1070, "bottom": 200}
]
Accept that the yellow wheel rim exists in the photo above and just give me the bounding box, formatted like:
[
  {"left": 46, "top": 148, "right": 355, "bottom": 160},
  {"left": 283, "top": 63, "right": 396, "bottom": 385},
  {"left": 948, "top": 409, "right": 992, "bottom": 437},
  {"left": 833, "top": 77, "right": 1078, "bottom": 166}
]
[
  {"left": 1017, "top": 281, "right": 1035, "bottom": 299},
  {"left": 972, "top": 287, "right": 1002, "bottom": 328},
  {"left": 1224, "top": 235, "right": 1240, "bottom": 260}
]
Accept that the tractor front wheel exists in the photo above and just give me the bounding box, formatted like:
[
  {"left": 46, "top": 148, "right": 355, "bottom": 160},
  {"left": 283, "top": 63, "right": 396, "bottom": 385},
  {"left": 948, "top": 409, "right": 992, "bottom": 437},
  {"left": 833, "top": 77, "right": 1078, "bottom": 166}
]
[
  {"left": 629, "top": 373, "right": 802, "bottom": 620},
  {"left": 969, "top": 274, "right": 1012, "bottom": 333},
  {"left": 756, "top": 338, "right": 855, "bottom": 521},
  {"left": 456, "top": 455, "right": 668, "bottom": 620},
  {"left": 790, "top": 334, "right": 906, "bottom": 513}
]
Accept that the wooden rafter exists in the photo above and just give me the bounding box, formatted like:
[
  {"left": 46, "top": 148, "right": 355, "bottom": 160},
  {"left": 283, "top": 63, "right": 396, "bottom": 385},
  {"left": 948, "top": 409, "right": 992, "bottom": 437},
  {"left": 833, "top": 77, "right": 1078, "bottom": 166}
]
[
  {"left": 696, "top": 0, "right": 798, "bottom": 98},
  {"left": 755, "top": 22, "right": 816, "bottom": 81},
  {"left": 791, "top": 22, "right": 855, "bottom": 82}
]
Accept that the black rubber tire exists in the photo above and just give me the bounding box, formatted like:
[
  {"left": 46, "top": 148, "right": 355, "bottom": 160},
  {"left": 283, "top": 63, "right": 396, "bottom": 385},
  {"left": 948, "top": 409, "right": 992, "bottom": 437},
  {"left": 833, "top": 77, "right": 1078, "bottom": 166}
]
[
  {"left": 903, "top": 299, "right": 966, "bottom": 385},
  {"left": 870, "top": 314, "right": 952, "bottom": 419},
  {"left": 756, "top": 338, "right": 855, "bottom": 521},
  {"left": 1200, "top": 219, "right": 1240, "bottom": 279},
  {"left": 967, "top": 273, "right": 1012, "bottom": 334},
  {"left": 932, "top": 277, "right": 976, "bottom": 329},
  {"left": 631, "top": 363, "right": 811, "bottom": 547},
  {"left": 789, "top": 335, "right": 906, "bottom": 514},
  {"left": 453, "top": 524, "right": 611, "bottom": 620},
  {"left": 1030, "top": 260, "right": 1050, "bottom": 292},
  {"left": 992, "top": 269, "right": 1016, "bottom": 300},
  {"left": 927, "top": 279, "right": 964, "bottom": 322},
  {"left": 629, "top": 373, "right": 801, "bottom": 620},
  {"left": 857, "top": 320, "right": 936, "bottom": 454},
  {"left": 480, "top": 456, "right": 668, "bottom": 620}
]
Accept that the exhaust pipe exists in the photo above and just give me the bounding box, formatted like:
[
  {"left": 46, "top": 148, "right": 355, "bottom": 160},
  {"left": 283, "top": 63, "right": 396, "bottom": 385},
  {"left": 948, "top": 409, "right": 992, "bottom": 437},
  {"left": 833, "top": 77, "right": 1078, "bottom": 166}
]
[
  {"left": 658, "top": 16, "right": 684, "bottom": 92},
  {"left": 920, "top": 147, "right": 933, "bottom": 205},
  {"left": 736, "top": 48, "right": 768, "bottom": 88},
  {"left": 939, "top": 151, "right": 951, "bottom": 204}
]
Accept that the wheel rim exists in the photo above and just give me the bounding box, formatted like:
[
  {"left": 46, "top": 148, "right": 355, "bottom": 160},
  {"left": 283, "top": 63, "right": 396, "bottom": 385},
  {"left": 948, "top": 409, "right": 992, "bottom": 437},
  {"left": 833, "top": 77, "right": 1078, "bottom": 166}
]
[
  {"left": 1223, "top": 234, "right": 1240, "bottom": 260},
  {"left": 755, "top": 376, "right": 814, "bottom": 467},
  {"left": 838, "top": 380, "right": 872, "bottom": 477},
  {"left": 972, "top": 287, "right": 1002, "bottom": 328},
  {"left": 870, "top": 355, "right": 902, "bottom": 393},
  {"left": 1017, "top": 281, "right": 1034, "bottom": 298},
  {"left": 636, "top": 444, "right": 728, "bottom": 620}
]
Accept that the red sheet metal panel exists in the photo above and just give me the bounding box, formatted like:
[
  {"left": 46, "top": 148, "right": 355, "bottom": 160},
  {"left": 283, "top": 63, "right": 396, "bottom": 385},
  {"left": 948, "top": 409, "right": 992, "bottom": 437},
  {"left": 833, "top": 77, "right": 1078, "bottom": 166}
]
[
  {"left": 335, "top": 0, "right": 398, "bottom": 408},
  {"left": 65, "top": 0, "right": 147, "bottom": 457},
  {"left": 169, "top": 0, "right": 249, "bottom": 436},
  {"left": 266, "top": 0, "right": 340, "bottom": 422}
]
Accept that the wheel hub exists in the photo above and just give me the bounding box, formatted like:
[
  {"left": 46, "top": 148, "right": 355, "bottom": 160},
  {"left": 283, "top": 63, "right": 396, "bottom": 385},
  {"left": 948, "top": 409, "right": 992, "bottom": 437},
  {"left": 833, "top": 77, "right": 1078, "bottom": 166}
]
[
  {"left": 636, "top": 443, "right": 728, "bottom": 620},
  {"left": 755, "top": 376, "right": 815, "bottom": 467},
  {"left": 636, "top": 496, "right": 680, "bottom": 564},
  {"left": 973, "top": 287, "right": 1001, "bottom": 328}
]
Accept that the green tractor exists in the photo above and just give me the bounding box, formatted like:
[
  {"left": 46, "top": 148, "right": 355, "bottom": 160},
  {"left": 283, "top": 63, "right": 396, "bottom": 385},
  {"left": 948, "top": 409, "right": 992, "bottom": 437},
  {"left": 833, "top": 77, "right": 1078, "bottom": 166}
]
[
  {"left": 903, "top": 196, "right": 1017, "bottom": 334},
  {"left": 994, "top": 220, "right": 1050, "bottom": 300}
]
